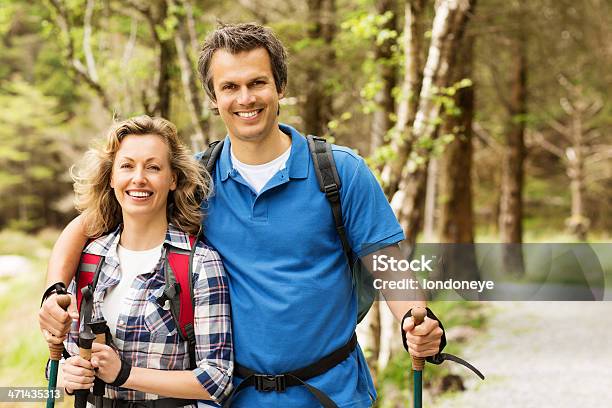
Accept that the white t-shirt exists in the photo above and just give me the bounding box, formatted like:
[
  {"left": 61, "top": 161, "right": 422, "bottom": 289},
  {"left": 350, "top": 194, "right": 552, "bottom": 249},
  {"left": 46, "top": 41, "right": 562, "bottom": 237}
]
[
  {"left": 102, "top": 244, "right": 162, "bottom": 336},
  {"left": 231, "top": 146, "right": 291, "bottom": 194}
]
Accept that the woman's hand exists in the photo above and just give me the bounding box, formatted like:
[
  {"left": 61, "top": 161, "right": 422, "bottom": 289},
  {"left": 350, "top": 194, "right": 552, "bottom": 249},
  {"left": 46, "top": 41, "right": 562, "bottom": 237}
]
[
  {"left": 91, "top": 343, "right": 122, "bottom": 383},
  {"left": 62, "top": 356, "right": 95, "bottom": 393},
  {"left": 39, "top": 293, "right": 78, "bottom": 344}
]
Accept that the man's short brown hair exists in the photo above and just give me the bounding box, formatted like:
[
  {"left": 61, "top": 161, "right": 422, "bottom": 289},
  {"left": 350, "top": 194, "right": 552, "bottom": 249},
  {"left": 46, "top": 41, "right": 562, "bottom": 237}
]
[{"left": 197, "top": 23, "right": 288, "bottom": 102}]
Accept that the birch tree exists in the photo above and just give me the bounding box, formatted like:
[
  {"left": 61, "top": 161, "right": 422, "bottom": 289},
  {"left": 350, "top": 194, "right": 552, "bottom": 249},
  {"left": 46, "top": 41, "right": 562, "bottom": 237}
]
[
  {"left": 364, "top": 1, "right": 475, "bottom": 380},
  {"left": 380, "top": 0, "right": 426, "bottom": 197},
  {"left": 171, "top": 0, "right": 210, "bottom": 150},
  {"left": 47, "top": 0, "right": 113, "bottom": 113},
  {"left": 388, "top": 0, "right": 474, "bottom": 245}
]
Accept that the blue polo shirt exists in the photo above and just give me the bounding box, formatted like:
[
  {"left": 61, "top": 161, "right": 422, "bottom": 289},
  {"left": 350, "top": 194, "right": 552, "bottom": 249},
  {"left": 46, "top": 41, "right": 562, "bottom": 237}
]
[{"left": 201, "top": 124, "right": 404, "bottom": 407}]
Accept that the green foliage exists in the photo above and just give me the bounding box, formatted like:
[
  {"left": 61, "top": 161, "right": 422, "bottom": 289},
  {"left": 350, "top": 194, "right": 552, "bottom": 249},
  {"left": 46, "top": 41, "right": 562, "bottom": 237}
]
[
  {"left": 0, "top": 0, "right": 608, "bottom": 235},
  {"left": 341, "top": 10, "right": 396, "bottom": 44},
  {"left": 0, "top": 0, "right": 16, "bottom": 37},
  {"left": 0, "top": 79, "right": 73, "bottom": 231}
]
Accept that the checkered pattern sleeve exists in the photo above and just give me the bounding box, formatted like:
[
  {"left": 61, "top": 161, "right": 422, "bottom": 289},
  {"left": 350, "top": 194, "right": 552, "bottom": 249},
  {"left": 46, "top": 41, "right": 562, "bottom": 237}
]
[{"left": 191, "top": 242, "right": 234, "bottom": 404}]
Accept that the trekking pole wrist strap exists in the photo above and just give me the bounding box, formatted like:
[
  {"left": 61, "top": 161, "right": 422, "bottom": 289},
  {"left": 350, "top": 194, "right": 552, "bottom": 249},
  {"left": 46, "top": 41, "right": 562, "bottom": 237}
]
[
  {"left": 400, "top": 308, "right": 485, "bottom": 380},
  {"left": 40, "top": 282, "right": 68, "bottom": 307},
  {"left": 109, "top": 359, "right": 131, "bottom": 387},
  {"left": 400, "top": 307, "right": 447, "bottom": 356}
]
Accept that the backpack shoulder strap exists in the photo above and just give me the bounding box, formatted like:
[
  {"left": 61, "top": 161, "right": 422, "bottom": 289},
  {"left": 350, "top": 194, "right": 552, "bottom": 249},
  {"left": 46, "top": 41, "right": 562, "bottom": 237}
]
[
  {"left": 306, "top": 135, "right": 352, "bottom": 263},
  {"left": 166, "top": 235, "right": 198, "bottom": 368},
  {"left": 75, "top": 244, "right": 105, "bottom": 349},
  {"left": 200, "top": 140, "right": 224, "bottom": 176},
  {"left": 76, "top": 249, "right": 104, "bottom": 314}
]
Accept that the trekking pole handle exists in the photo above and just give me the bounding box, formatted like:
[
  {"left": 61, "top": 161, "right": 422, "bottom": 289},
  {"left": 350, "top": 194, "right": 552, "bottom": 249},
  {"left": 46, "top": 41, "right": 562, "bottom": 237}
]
[
  {"left": 48, "top": 294, "right": 71, "bottom": 361},
  {"left": 411, "top": 307, "right": 427, "bottom": 371}
]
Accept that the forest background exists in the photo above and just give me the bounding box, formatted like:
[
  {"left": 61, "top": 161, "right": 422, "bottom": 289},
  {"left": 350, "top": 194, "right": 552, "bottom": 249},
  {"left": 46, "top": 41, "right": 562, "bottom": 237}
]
[{"left": 0, "top": 0, "right": 610, "bottom": 406}]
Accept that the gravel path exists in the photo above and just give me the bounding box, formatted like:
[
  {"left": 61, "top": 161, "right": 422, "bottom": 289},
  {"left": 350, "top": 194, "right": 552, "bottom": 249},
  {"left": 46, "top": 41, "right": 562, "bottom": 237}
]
[{"left": 435, "top": 301, "right": 612, "bottom": 408}]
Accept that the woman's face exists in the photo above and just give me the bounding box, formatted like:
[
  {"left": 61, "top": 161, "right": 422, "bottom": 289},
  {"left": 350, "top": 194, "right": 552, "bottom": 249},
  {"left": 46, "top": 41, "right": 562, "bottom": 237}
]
[{"left": 110, "top": 134, "right": 176, "bottom": 222}]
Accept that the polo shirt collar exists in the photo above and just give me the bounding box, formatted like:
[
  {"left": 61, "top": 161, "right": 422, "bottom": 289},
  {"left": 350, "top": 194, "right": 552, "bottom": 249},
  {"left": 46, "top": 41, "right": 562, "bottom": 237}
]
[
  {"left": 217, "top": 123, "right": 310, "bottom": 182},
  {"left": 282, "top": 123, "right": 309, "bottom": 180},
  {"left": 218, "top": 137, "right": 233, "bottom": 182}
]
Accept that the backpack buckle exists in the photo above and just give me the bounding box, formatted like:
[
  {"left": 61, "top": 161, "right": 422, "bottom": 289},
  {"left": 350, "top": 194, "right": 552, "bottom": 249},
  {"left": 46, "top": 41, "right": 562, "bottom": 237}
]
[
  {"left": 311, "top": 135, "right": 327, "bottom": 143},
  {"left": 254, "top": 374, "right": 286, "bottom": 393},
  {"left": 324, "top": 184, "right": 340, "bottom": 202}
]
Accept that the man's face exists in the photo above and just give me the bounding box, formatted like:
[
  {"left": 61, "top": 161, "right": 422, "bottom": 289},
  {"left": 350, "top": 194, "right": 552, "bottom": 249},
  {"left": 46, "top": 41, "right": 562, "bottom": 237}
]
[{"left": 210, "top": 48, "right": 284, "bottom": 144}]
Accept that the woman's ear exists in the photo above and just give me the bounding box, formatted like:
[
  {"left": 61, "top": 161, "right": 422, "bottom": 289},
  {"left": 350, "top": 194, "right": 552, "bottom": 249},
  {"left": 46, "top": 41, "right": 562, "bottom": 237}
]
[{"left": 170, "top": 172, "right": 177, "bottom": 191}]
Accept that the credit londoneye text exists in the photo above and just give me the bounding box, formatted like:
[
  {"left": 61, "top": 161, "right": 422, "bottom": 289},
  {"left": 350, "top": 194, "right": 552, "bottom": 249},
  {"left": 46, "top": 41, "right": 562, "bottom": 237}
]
[{"left": 371, "top": 255, "right": 494, "bottom": 294}]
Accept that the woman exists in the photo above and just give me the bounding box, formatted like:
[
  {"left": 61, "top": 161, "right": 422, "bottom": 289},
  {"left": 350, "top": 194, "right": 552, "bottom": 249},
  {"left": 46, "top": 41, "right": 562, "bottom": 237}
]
[{"left": 61, "top": 115, "right": 232, "bottom": 407}]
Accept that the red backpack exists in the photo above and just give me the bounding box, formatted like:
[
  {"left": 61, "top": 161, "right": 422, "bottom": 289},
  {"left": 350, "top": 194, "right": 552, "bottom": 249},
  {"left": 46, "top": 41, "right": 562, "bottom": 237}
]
[{"left": 75, "top": 236, "right": 198, "bottom": 366}]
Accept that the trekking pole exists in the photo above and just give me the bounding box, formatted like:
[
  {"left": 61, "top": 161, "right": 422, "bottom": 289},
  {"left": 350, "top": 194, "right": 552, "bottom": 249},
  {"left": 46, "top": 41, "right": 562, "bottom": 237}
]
[
  {"left": 46, "top": 294, "right": 71, "bottom": 408},
  {"left": 74, "top": 330, "right": 96, "bottom": 408},
  {"left": 411, "top": 308, "right": 427, "bottom": 408},
  {"left": 88, "top": 319, "right": 108, "bottom": 408}
]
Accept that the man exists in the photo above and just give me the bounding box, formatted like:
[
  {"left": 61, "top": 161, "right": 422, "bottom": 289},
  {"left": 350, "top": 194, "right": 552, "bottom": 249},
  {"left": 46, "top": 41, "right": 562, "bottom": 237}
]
[{"left": 39, "top": 23, "right": 443, "bottom": 407}]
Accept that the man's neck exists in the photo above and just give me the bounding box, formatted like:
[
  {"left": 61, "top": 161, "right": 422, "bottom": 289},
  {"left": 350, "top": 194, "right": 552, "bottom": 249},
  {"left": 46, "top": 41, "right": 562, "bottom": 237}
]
[
  {"left": 120, "top": 214, "right": 168, "bottom": 251},
  {"left": 230, "top": 126, "right": 291, "bottom": 165}
]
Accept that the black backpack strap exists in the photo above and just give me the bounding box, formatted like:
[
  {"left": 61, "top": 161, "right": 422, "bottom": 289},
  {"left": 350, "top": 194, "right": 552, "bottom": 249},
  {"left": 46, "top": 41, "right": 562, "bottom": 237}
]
[
  {"left": 224, "top": 333, "right": 358, "bottom": 408},
  {"left": 200, "top": 140, "right": 224, "bottom": 176},
  {"left": 185, "top": 235, "right": 198, "bottom": 368},
  {"left": 79, "top": 255, "right": 105, "bottom": 337},
  {"left": 306, "top": 135, "right": 352, "bottom": 265}
]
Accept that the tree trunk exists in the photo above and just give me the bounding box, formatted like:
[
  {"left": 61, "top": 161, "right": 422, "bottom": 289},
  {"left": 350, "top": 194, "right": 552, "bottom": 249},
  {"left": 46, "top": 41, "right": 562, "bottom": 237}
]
[
  {"left": 377, "top": 301, "right": 403, "bottom": 373},
  {"left": 303, "top": 0, "right": 336, "bottom": 136},
  {"left": 498, "top": 41, "right": 526, "bottom": 244},
  {"left": 438, "top": 26, "right": 475, "bottom": 245},
  {"left": 565, "top": 90, "right": 591, "bottom": 240},
  {"left": 540, "top": 76, "right": 602, "bottom": 241},
  {"left": 365, "top": 0, "right": 398, "bottom": 378},
  {"left": 364, "top": 302, "right": 381, "bottom": 386},
  {"left": 370, "top": 0, "right": 398, "bottom": 153},
  {"left": 380, "top": 0, "right": 426, "bottom": 196},
  {"left": 391, "top": 0, "right": 474, "bottom": 245},
  {"left": 437, "top": 22, "right": 481, "bottom": 290},
  {"left": 423, "top": 157, "right": 438, "bottom": 241},
  {"left": 567, "top": 153, "right": 588, "bottom": 241},
  {"left": 183, "top": 0, "right": 200, "bottom": 53},
  {"left": 131, "top": 0, "right": 176, "bottom": 117},
  {"left": 47, "top": 0, "right": 113, "bottom": 114},
  {"left": 499, "top": 18, "right": 527, "bottom": 275},
  {"left": 140, "top": 0, "right": 174, "bottom": 117},
  {"left": 173, "top": 0, "right": 209, "bottom": 151},
  {"left": 156, "top": 35, "right": 173, "bottom": 118}
]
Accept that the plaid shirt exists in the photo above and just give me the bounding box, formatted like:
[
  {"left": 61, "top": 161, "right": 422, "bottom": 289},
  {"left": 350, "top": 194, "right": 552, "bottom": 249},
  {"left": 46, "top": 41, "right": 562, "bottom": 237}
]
[{"left": 65, "top": 224, "right": 233, "bottom": 406}]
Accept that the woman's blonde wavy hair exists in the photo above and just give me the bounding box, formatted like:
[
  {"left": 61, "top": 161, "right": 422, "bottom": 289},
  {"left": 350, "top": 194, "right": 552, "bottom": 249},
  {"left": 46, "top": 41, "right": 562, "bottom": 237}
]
[{"left": 72, "top": 115, "right": 211, "bottom": 237}]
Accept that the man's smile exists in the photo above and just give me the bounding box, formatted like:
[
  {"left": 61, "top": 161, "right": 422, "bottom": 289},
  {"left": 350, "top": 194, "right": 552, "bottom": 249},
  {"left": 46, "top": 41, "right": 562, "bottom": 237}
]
[{"left": 234, "top": 108, "right": 263, "bottom": 119}]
